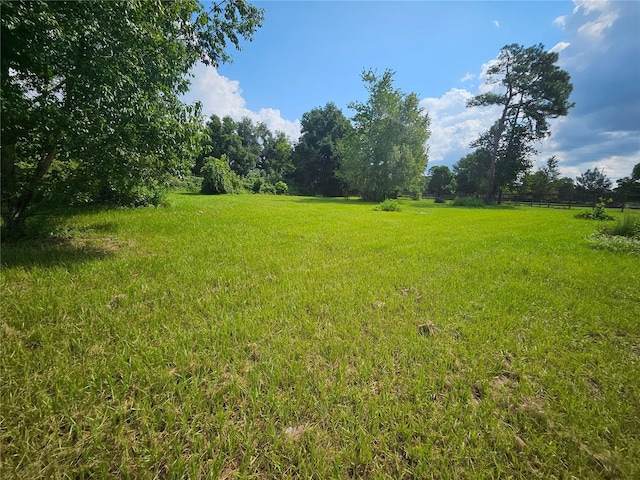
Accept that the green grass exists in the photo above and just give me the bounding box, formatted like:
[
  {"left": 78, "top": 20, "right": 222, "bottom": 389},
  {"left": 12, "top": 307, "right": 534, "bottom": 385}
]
[{"left": 2, "top": 194, "right": 639, "bottom": 478}]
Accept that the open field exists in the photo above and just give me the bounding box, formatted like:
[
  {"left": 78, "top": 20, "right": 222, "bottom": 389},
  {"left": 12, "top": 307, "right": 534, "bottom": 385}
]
[{"left": 1, "top": 194, "right": 639, "bottom": 478}]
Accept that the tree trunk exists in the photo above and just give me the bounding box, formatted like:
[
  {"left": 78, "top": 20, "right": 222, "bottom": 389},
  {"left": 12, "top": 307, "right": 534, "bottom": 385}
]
[
  {"left": 1, "top": 138, "right": 59, "bottom": 235},
  {"left": 484, "top": 113, "right": 506, "bottom": 204}
]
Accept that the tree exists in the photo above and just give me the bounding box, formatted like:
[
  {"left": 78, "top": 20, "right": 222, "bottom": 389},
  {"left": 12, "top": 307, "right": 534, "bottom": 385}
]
[
  {"left": 453, "top": 149, "right": 492, "bottom": 196},
  {"left": 427, "top": 166, "right": 456, "bottom": 203},
  {"left": 229, "top": 117, "right": 263, "bottom": 177},
  {"left": 194, "top": 114, "right": 228, "bottom": 175},
  {"left": 614, "top": 162, "right": 640, "bottom": 207},
  {"left": 1, "top": 0, "right": 263, "bottom": 233},
  {"left": 291, "top": 103, "right": 351, "bottom": 196},
  {"left": 556, "top": 177, "right": 575, "bottom": 202},
  {"left": 467, "top": 44, "right": 574, "bottom": 203},
  {"left": 261, "top": 131, "right": 293, "bottom": 184},
  {"left": 338, "top": 69, "right": 430, "bottom": 201},
  {"left": 528, "top": 156, "right": 560, "bottom": 201},
  {"left": 576, "top": 167, "right": 612, "bottom": 205}
]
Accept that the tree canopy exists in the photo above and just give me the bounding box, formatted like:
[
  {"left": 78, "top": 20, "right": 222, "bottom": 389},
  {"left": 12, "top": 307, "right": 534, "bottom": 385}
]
[
  {"left": 291, "top": 103, "right": 351, "bottom": 197},
  {"left": 338, "top": 69, "right": 430, "bottom": 201},
  {"left": 1, "top": 0, "right": 263, "bottom": 233},
  {"left": 427, "top": 165, "right": 456, "bottom": 202},
  {"left": 467, "top": 44, "right": 574, "bottom": 202},
  {"left": 576, "top": 167, "right": 612, "bottom": 204},
  {"left": 453, "top": 149, "right": 492, "bottom": 197},
  {"left": 525, "top": 156, "right": 560, "bottom": 201}
]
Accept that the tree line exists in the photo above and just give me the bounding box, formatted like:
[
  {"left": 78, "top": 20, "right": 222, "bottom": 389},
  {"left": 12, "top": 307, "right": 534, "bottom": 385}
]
[
  {"left": 196, "top": 69, "right": 430, "bottom": 202},
  {"left": 4, "top": 1, "right": 638, "bottom": 236},
  {"left": 424, "top": 159, "right": 640, "bottom": 206}
]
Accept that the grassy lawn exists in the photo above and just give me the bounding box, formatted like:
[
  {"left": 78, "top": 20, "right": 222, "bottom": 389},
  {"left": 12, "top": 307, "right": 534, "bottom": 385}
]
[{"left": 2, "top": 194, "right": 639, "bottom": 478}]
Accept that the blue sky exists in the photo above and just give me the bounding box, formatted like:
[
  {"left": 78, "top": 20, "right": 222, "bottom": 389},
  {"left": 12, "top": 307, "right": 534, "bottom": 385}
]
[{"left": 184, "top": 0, "right": 640, "bottom": 182}]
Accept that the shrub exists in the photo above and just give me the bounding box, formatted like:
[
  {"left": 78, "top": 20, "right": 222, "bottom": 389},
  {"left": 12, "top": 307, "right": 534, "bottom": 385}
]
[
  {"left": 167, "top": 175, "right": 203, "bottom": 193},
  {"left": 259, "top": 182, "right": 276, "bottom": 195},
  {"left": 95, "top": 180, "right": 168, "bottom": 207},
  {"left": 575, "top": 197, "right": 614, "bottom": 220},
  {"left": 452, "top": 196, "right": 485, "bottom": 207},
  {"left": 274, "top": 181, "right": 289, "bottom": 195},
  {"left": 375, "top": 199, "right": 401, "bottom": 211},
  {"left": 251, "top": 177, "right": 264, "bottom": 194},
  {"left": 201, "top": 156, "right": 241, "bottom": 195}
]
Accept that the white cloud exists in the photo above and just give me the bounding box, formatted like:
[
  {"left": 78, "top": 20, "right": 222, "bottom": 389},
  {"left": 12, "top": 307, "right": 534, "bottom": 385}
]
[
  {"left": 420, "top": 88, "right": 500, "bottom": 165},
  {"left": 550, "top": 42, "right": 571, "bottom": 54},
  {"left": 185, "top": 64, "right": 301, "bottom": 141},
  {"left": 460, "top": 72, "right": 476, "bottom": 83},
  {"left": 572, "top": 0, "right": 619, "bottom": 38},
  {"left": 554, "top": 15, "right": 567, "bottom": 28},
  {"left": 493, "top": 20, "right": 500, "bottom": 28}
]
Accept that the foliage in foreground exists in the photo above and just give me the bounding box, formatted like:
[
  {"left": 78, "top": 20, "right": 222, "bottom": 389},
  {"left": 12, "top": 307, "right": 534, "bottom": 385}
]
[
  {"left": 1, "top": 0, "right": 263, "bottom": 233},
  {"left": 1, "top": 195, "right": 639, "bottom": 478}
]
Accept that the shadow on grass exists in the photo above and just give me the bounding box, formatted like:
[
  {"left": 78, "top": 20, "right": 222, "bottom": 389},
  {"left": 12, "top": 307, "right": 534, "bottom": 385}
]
[
  {"left": 294, "top": 196, "right": 376, "bottom": 205},
  {"left": 173, "top": 191, "right": 203, "bottom": 196},
  {"left": 2, "top": 217, "right": 120, "bottom": 270},
  {"left": 1, "top": 237, "right": 117, "bottom": 270}
]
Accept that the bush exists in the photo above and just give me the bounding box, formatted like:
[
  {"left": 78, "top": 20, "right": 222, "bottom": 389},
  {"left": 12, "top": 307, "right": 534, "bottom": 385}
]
[
  {"left": 259, "top": 182, "right": 276, "bottom": 195},
  {"left": 375, "top": 199, "right": 401, "bottom": 211},
  {"left": 95, "top": 180, "right": 168, "bottom": 208},
  {"left": 575, "top": 197, "right": 614, "bottom": 220},
  {"left": 274, "top": 181, "right": 288, "bottom": 195},
  {"left": 452, "top": 196, "right": 485, "bottom": 207},
  {"left": 251, "top": 177, "right": 264, "bottom": 194},
  {"left": 167, "top": 175, "right": 203, "bottom": 193},
  {"left": 201, "top": 156, "right": 241, "bottom": 195}
]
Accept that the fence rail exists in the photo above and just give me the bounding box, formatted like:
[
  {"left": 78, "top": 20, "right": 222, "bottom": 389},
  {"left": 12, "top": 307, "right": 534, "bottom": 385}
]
[{"left": 419, "top": 194, "right": 640, "bottom": 211}]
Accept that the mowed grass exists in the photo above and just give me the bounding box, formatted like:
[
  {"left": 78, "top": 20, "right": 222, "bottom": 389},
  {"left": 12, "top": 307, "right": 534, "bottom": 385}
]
[{"left": 1, "top": 194, "right": 639, "bottom": 479}]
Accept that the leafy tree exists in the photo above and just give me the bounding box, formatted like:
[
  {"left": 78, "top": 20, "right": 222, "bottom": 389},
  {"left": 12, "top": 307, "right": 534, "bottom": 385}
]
[
  {"left": 556, "top": 177, "right": 576, "bottom": 202},
  {"left": 194, "top": 114, "right": 228, "bottom": 175},
  {"left": 338, "top": 69, "right": 430, "bottom": 201},
  {"left": 1, "top": 0, "right": 263, "bottom": 233},
  {"left": 453, "top": 149, "right": 492, "bottom": 196},
  {"left": 467, "top": 44, "right": 574, "bottom": 202},
  {"left": 576, "top": 167, "right": 612, "bottom": 205},
  {"left": 229, "top": 117, "right": 262, "bottom": 176},
  {"left": 528, "top": 156, "right": 560, "bottom": 201},
  {"left": 261, "top": 131, "right": 293, "bottom": 184},
  {"left": 614, "top": 162, "right": 640, "bottom": 206},
  {"left": 291, "top": 103, "right": 351, "bottom": 196},
  {"left": 427, "top": 166, "right": 457, "bottom": 202}
]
